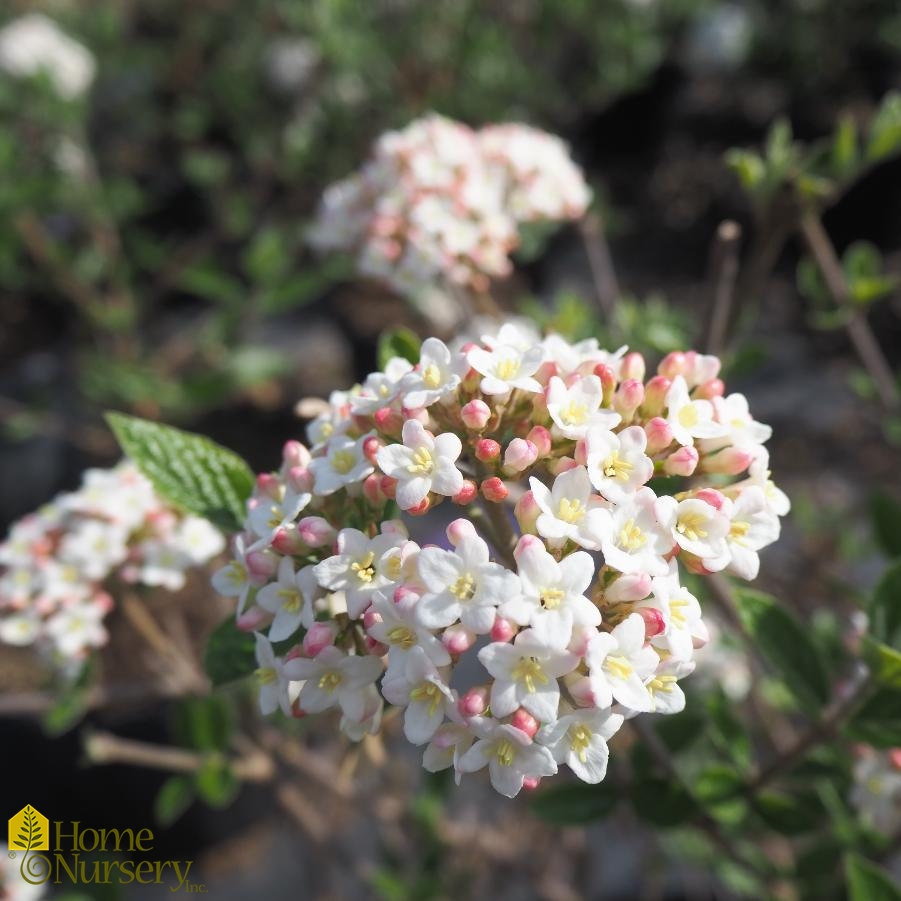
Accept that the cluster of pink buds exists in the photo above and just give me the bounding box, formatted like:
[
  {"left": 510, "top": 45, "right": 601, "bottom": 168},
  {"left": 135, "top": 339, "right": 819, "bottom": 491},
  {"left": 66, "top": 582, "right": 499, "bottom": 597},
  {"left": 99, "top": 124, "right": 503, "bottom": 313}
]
[
  {"left": 0, "top": 462, "right": 224, "bottom": 673},
  {"left": 307, "top": 114, "right": 591, "bottom": 300},
  {"left": 215, "top": 322, "right": 789, "bottom": 797}
]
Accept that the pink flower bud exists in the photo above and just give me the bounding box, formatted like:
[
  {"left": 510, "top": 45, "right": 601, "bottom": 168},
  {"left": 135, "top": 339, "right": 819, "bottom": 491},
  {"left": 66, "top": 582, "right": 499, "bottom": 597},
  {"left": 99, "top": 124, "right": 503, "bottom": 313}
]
[
  {"left": 379, "top": 475, "right": 397, "bottom": 500},
  {"left": 362, "top": 608, "right": 381, "bottom": 630},
  {"left": 527, "top": 425, "right": 552, "bottom": 457},
  {"left": 481, "top": 477, "right": 508, "bottom": 503},
  {"left": 503, "top": 438, "right": 538, "bottom": 474},
  {"left": 443, "top": 624, "right": 476, "bottom": 655},
  {"left": 568, "top": 626, "right": 596, "bottom": 657},
  {"left": 366, "top": 637, "right": 388, "bottom": 655},
  {"left": 290, "top": 699, "right": 307, "bottom": 718},
  {"left": 287, "top": 466, "right": 313, "bottom": 493},
  {"left": 663, "top": 446, "right": 699, "bottom": 476},
  {"left": 637, "top": 607, "right": 666, "bottom": 638},
  {"left": 593, "top": 364, "right": 617, "bottom": 405},
  {"left": 452, "top": 480, "right": 478, "bottom": 505},
  {"left": 621, "top": 351, "right": 646, "bottom": 382},
  {"left": 514, "top": 490, "right": 540, "bottom": 534},
  {"left": 475, "top": 438, "right": 501, "bottom": 462},
  {"left": 362, "top": 473, "right": 386, "bottom": 505},
  {"left": 614, "top": 379, "right": 644, "bottom": 421},
  {"left": 282, "top": 440, "right": 311, "bottom": 468},
  {"left": 643, "top": 376, "right": 671, "bottom": 418},
  {"left": 256, "top": 473, "right": 281, "bottom": 499},
  {"left": 297, "top": 516, "right": 336, "bottom": 547},
  {"left": 447, "top": 518, "right": 479, "bottom": 546},
  {"left": 236, "top": 606, "right": 269, "bottom": 632},
  {"left": 491, "top": 616, "right": 516, "bottom": 642},
  {"left": 362, "top": 435, "right": 382, "bottom": 463},
  {"left": 461, "top": 399, "right": 491, "bottom": 430},
  {"left": 459, "top": 685, "right": 490, "bottom": 717},
  {"left": 272, "top": 526, "right": 306, "bottom": 555},
  {"left": 393, "top": 585, "right": 421, "bottom": 608},
  {"left": 514, "top": 534, "right": 544, "bottom": 559},
  {"left": 605, "top": 572, "right": 653, "bottom": 602},
  {"left": 407, "top": 497, "right": 431, "bottom": 516},
  {"left": 521, "top": 777, "right": 542, "bottom": 792},
  {"left": 246, "top": 549, "right": 278, "bottom": 579},
  {"left": 696, "top": 378, "right": 725, "bottom": 399},
  {"left": 535, "top": 360, "right": 558, "bottom": 385},
  {"left": 373, "top": 406, "right": 402, "bottom": 436},
  {"left": 693, "top": 488, "right": 727, "bottom": 510},
  {"left": 644, "top": 417, "right": 674, "bottom": 455},
  {"left": 574, "top": 438, "right": 589, "bottom": 466},
  {"left": 658, "top": 351, "right": 688, "bottom": 380},
  {"left": 303, "top": 622, "right": 338, "bottom": 657},
  {"left": 547, "top": 456, "right": 578, "bottom": 476},
  {"left": 511, "top": 708, "right": 539, "bottom": 739},
  {"left": 699, "top": 446, "right": 754, "bottom": 476}
]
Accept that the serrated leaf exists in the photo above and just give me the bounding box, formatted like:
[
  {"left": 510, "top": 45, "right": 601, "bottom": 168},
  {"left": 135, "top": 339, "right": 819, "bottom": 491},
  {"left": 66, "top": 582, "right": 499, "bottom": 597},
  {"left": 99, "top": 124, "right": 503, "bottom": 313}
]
[
  {"left": 204, "top": 615, "right": 258, "bottom": 687},
  {"left": 869, "top": 560, "right": 901, "bottom": 648},
  {"left": 106, "top": 413, "right": 253, "bottom": 533},
  {"left": 734, "top": 588, "right": 830, "bottom": 708},
  {"left": 871, "top": 495, "right": 901, "bottom": 557},
  {"left": 377, "top": 327, "right": 421, "bottom": 370},
  {"left": 530, "top": 782, "right": 618, "bottom": 824},
  {"left": 155, "top": 775, "right": 196, "bottom": 828},
  {"left": 845, "top": 853, "right": 901, "bottom": 900}
]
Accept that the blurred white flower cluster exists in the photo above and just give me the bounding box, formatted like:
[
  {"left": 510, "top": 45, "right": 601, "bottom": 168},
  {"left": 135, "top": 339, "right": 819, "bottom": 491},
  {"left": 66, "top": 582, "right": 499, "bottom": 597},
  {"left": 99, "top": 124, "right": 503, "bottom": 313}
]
[
  {"left": 0, "top": 462, "right": 223, "bottom": 671},
  {"left": 0, "top": 13, "right": 95, "bottom": 100},
  {"left": 851, "top": 746, "right": 901, "bottom": 835},
  {"left": 308, "top": 114, "right": 591, "bottom": 301},
  {"left": 0, "top": 843, "right": 45, "bottom": 901},
  {"left": 215, "top": 324, "right": 788, "bottom": 797}
]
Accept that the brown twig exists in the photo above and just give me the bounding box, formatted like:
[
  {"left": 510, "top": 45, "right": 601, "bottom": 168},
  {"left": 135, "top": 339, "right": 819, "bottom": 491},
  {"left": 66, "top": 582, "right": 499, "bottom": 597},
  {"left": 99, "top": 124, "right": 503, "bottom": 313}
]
[
  {"left": 578, "top": 212, "right": 620, "bottom": 326},
  {"left": 704, "top": 221, "right": 742, "bottom": 356},
  {"left": 799, "top": 212, "right": 900, "bottom": 409}
]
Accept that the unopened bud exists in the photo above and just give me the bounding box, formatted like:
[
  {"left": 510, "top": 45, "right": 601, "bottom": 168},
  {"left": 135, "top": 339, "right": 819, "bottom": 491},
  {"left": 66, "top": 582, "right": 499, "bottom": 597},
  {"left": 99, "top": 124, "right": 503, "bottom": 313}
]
[
  {"left": 481, "top": 477, "right": 508, "bottom": 502},
  {"left": 379, "top": 475, "right": 397, "bottom": 500},
  {"left": 514, "top": 534, "right": 544, "bottom": 559},
  {"left": 256, "top": 473, "right": 281, "bottom": 499},
  {"left": 363, "top": 473, "right": 386, "bottom": 505},
  {"left": 514, "top": 490, "right": 540, "bottom": 534},
  {"left": 658, "top": 351, "right": 688, "bottom": 380},
  {"left": 527, "top": 425, "right": 552, "bottom": 457},
  {"left": 637, "top": 607, "right": 666, "bottom": 639},
  {"left": 614, "top": 379, "right": 644, "bottom": 422},
  {"left": 511, "top": 708, "right": 540, "bottom": 739},
  {"left": 503, "top": 438, "right": 538, "bottom": 474},
  {"left": 272, "top": 525, "right": 307, "bottom": 555},
  {"left": 593, "top": 364, "right": 617, "bottom": 405},
  {"left": 605, "top": 572, "right": 653, "bottom": 602},
  {"left": 621, "top": 351, "right": 646, "bottom": 382},
  {"left": 246, "top": 549, "right": 278, "bottom": 579},
  {"left": 443, "top": 623, "right": 476, "bottom": 655},
  {"left": 521, "top": 777, "right": 542, "bottom": 792},
  {"left": 643, "top": 376, "right": 671, "bottom": 418},
  {"left": 699, "top": 446, "right": 754, "bottom": 476},
  {"left": 282, "top": 440, "right": 311, "bottom": 468},
  {"left": 303, "top": 622, "right": 339, "bottom": 657},
  {"left": 459, "top": 685, "right": 490, "bottom": 717},
  {"left": 452, "top": 480, "right": 478, "bottom": 505},
  {"left": 644, "top": 417, "right": 674, "bottom": 455},
  {"left": 491, "top": 616, "right": 516, "bottom": 642},
  {"left": 236, "top": 606, "right": 269, "bottom": 632},
  {"left": 287, "top": 466, "right": 313, "bottom": 493},
  {"left": 447, "top": 518, "right": 479, "bottom": 546},
  {"left": 407, "top": 497, "right": 431, "bottom": 516},
  {"left": 362, "top": 435, "right": 382, "bottom": 463},
  {"left": 475, "top": 438, "right": 501, "bottom": 462},
  {"left": 461, "top": 399, "right": 491, "bottom": 430},
  {"left": 695, "top": 378, "right": 725, "bottom": 399},
  {"left": 663, "top": 446, "right": 699, "bottom": 476},
  {"left": 373, "top": 406, "right": 403, "bottom": 436},
  {"left": 297, "top": 516, "right": 336, "bottom": 547}
]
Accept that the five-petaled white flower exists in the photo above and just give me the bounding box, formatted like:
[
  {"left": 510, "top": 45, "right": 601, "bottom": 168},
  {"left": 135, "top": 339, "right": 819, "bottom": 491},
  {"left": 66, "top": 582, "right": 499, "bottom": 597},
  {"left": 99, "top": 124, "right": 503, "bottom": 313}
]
[
  {"left": 252, "top": 633, "right": 295, "bottom": 716},
  {"left": 713, "top": 487, "right": 781, "bottom": 580},
  {"left": 376, "top": 420, "right": 464, "bottom": 510},
  {"left": 662, "top": 497, "right": 730, "bottom": 564},
  {"left": 530, "top": 466, "right": 609, "bottom": 550},
  {"left": 381, "top": 646, "right": 456, "bottom": 745},
  {"left": 665, "top": 376, "right": 728, "bottom": 447},
  {"left": 595, "top": 487, "right": 673, "bottom": 577},
  {"left": 584, "top": 426, "right": 653, "bottom": 503},
  {"left": 284, "top": 646, "right": 383, "bottom": 721},
  {"left": 401, "top": 338, "right": 464, "bottom": 409},
  {"left": 586, "top": 613, "right": 658, "bottom": 712},
  {"left": 467, "top": 343, "right": 544, "bottom": 396},
  {"left": 538, "top": 706, "right": 624, "bottom": 783},
  {"left": 309, "top": 434, "right": 374, "bottom": 495},
  {"left": 256, "top": 557, "right": 319, "bottom": 641},
  {"left": 350, "top": 357, "right": 413, "bottom": 415},
  {"left": 367, "top": 591, "right": 451, "bottom": 678},
  {"left": 546, "top": 375, "right": 620, "bottom": 440}
]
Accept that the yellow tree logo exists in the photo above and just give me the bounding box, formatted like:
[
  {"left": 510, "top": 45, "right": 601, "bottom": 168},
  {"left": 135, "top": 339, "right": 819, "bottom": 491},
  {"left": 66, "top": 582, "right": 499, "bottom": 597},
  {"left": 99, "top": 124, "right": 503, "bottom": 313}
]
[{"left": 8, "top": 806, "right": 48, "bottom": 852}]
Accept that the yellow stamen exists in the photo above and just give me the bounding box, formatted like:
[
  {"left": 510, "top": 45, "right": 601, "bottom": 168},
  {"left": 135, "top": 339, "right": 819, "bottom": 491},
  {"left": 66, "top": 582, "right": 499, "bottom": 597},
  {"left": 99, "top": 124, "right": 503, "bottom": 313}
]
[
  {"left": 557, "top": 498, "right": 585, "bottom": 524},
  {"left": 512, "top": 656, "right": 549, "bottom": 693},
  {"left": 495, "top": 358, "right": 519, "bottom": 381},
  {"left": 678, "top": 404, "right": 699, "bottom": 429},
  {"left": 605, "top": 655, "right": 633, "bottom": 679},
  {"left": 386, "top": 625, "right": 416, "bottom": 649},
  {"left": 602, "top": 452, "right": 634, "bottom": 481},
  {"left": 406, "top": 446, "right": 434, "bottom": 476},
  {"left": 669, "top": 597, "right": 689, "bottom": 626},
  {"left": 618, "top": 518, "right": 646, "bottom": 551},
  {"left": 495, "top": 739, "right": 516, "bottom": 767},
  {"left": 277, "top": 587, "right": 303, "bottom": 613},
  {"left": 351, "top": 551, "right": 376, "bottom": 583},
  {"left": 422, "top": 364, "right": 442, "bottom": 389},
  {"left": 648, "top": 674, "right": 677, "bottom": 694},
  {"left": 450, "top": 573, "right": 476, "bottom": 601},
  {"left": 569, "top": 724, "right": 592, "bottom": 763},
  {"left": 729, "top": 520, "right": 750, "bottom": 544},
  {"left": 560, "top": 400, "right": 588, "bottom": 425},
  {"left": 318, "top": 671, "right": 342, "bottom": 692},
  {"left": 410, "top": 682, "right": 444, "bottom": 716},
  {"left": 255, "top": 667, "right": 277, "bottom": 685},
  {"left": 540, "top": 587, "right": 565, "bottom": 610},
  {"left": 676, "top": 512, "right": 708, "bottom": 543},
  {"left": 331, "top": 449, "right": 357, "bottom": 475}
]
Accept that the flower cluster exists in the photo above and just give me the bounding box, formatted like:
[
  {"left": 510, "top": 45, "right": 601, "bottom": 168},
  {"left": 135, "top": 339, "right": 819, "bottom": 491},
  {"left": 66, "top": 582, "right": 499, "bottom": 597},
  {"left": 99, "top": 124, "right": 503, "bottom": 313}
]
[
  {"left": 851, "top": 746, "right": 901, "bottom": 835},
  {"left": 0, "top": 462, "right": 224, "bottom": 671},
  {"left": 308, "top": 115, "right": 591, "bottom": 300},
  {"left": 216, "top": 324, "right": 788, "bottom": 796}
]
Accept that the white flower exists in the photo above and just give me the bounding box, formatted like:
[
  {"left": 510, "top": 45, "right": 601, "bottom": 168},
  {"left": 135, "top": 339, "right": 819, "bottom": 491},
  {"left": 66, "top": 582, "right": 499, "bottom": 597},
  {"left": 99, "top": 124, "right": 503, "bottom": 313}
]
[
  {"left": 252, "top": 634, "right": 294, "bottom": 716},
  {"left": 423, "top": 723, "right": 475, "bottom": 781},
  {"left": 313, "top": 528, "right": 404, "bottom": 619},
  {"left": 638, "top": 561, "right": 705, "bottom": 660},
  {"left": 708, "top": 392, "right": 773, "bottom": 450},
  {"left": 339, "top": 684, "right": 384, "bottom": 742},
  {"left": 58, "top": 520, "right": 129, "bottom": 581},
  {"left": 584, "top": 426, "right": 654, "bottom": 502},
  {"left": 596, "top": 488, "right": 673, "bottom": 577},
  {"left": 400, "top": 338, "right": 464, "bottom": 408},
  {"left": 211, "top": 535, "right": 253, "bottom": 614},
  {"left": 135, "top": 541, "right": 191, "bottom": 591},
  {"left": 646, "top": 658, "right": 694, "bottom": 714},
  {"left": 0, "top": 612, "right": 41, "bottom": 646},
  {"left": 714, "top": 487, "right": 781, "bottom": 580},
  {"left": 376, "top": 420, "right": 463, "bottom": 510},
  {"left": 381, "top": 646, "right": 455, "bottom": 745},
  {"left": 663, "top": 497, "right": 730, "bottom": 565},
  {"left": 537, "top": 707, "right": 624, "bottom": 783},
  {"left": 0, "top": 14, "right": 96, "bottom": 100},
  {"left": 467, "top": 343, "right": 544, "bottom": 396},
  {"left": 309, "top": 434, "right": 374, "bottom": 495},
  {"left": 478, "top": 629, "right": 579, "bottom": 721},
  {"left": 255, "top": 557, "right": 318, "bottom": 641},
  {"left": 416, "top": 534, "right": 519, "bottom": 633},
  {"left": 501, "top": 543, "right": 600, "bottom": 647},
  {"left": 246, "top": 484, "right": 310, "bottom": 549},
  {"left": 530, "top": 466, "right": 609, "bottom": 550},
  {"left": 586, "top": 614, "right": 658, "bottom": 712},
  {"left": 45, "top": 602, "right": 107, "bottom": 658},
  {"left": 283, "top": 646, "right": 383, "bottom": 721},
  {"left": 851, "top": 751, "right": 901, "bottom": 835},
  {"left": 350, "top": 357, "right": 413, "bottom": 414},
  {"left": 457, "top": 718, "right": 558, "bottom": 797},
  {"left": 366, "top": 591, "right": 451, "bottom": 676},
  {"left": 546, "top": 375, "right": 620, "bottom": 439},
  {"left": 733, "top": 449, "right": 791, "bottom": 516},
  {"left": 306, "top": 390, "right": 352, "bottom": 448},
  {"left": 176, "top": 516, "right": 225, "bottom": 564},
  {"left": 665, "top": 376, "right": 728, "bottom": 446}
]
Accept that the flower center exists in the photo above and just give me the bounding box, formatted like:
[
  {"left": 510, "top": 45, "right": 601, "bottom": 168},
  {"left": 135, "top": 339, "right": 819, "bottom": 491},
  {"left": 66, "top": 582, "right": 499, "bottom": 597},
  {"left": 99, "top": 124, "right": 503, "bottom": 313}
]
[
  {"left": 569, "top": 724, "right": 592, "bottom": 763},
  {"left": 561, "top": 400, "right": 588, "bottom": 425},
  {"left": 557, "top": 498, "right": 585, "bottom": 524},
  {"left": 450, "top": 573, "right": 476, "bottom": 601},
  {"left": 386, "top": 625, "right": 417, "bottom": 648},
  {"left": 495, "top": 739, "right": 516, "bottom": 767},
  {"left": 228, "top": 560, "right": 248, "bottom": 585},
  {"left": 539, "top": 587, "right": 565, "bottom": 610},
  {"left": 676, "top": 512, "right": 708, "bottom": 543},
  {"left": 410, "top": 681, "right": 444, "bottom": 715},
  {"left": 678, "top": 404, "right": 700, "bottom": 429},
  {"left": 267, "top": 504, "right": 285, "bottom": 528},
  {"left": 618, "top": 518, "right": 646, "bottom": 551},
  {"left": 512, "top": 656, "right": 549, "bottom": 693},
  {"left": 495, "top": 358, "right": 519, "bottom": 381},
  {"left": 351, "top": 551, "right": 376, "bottom": 583},
  {"left": 422, "top": 364, "right": 442, "bottom": 389},
  {"left": 602, "top": 452, "right": 633, "bottom": 481},
  {"left": 669, "top": 597, "right": 689, "bottom": 626},
  {"left": 331, "top": 449, "right": 357, "bottom": 475},
  {"left": 255, "top": 667, "right": 277, "bottom": 685},
  {"left": 729, "top": 520, "right": 750, "bottom": 543},
  {"left": 277, "top": 587, "right": 303, "bottom": 613},
  {"left": 318, "top": 671, "right": 343, "bottom": 692},
  {"left": 648, "top": 674, "right": 677, "bottom": 694},
  {"left": 406, "top": 446, "right": 434, "bottom": 476},
  {"left": 605, "top": 655, "right": 633, "bottom": 679}
]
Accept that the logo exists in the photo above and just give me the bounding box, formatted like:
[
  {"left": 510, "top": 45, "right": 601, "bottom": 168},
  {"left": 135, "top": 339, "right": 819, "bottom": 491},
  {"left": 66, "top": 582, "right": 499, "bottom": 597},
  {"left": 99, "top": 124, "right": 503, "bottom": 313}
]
[{"left": 6, "top": 805, "right": 203, "bottom": 892}]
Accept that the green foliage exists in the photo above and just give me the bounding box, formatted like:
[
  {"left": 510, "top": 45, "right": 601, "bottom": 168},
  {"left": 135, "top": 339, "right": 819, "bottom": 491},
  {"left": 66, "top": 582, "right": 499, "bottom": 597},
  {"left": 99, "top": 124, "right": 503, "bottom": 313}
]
[
  {"left": 195, "top": 755, "right": 240, "bottom": 808},
  {"left": 204, "top": 616, "right": 258, "bottom": 687},
  {"left": 733, "top": 588, "right": 830, "bottom": 708},
  {"left": 377, "top": 327, "right": 422, "bottom": 369},
  {"left": 106, "top": 413, "right": 254, "bottom": 533},
  {"left": 154, "top": 776, "right": 196, "bottom": 827},
  {"left": 872, "top": 495, "right": 901, "bottom": 558},
  {"left": 530, "top": 782, "right": 619, "bottom": 824},
  {"left": 845, "top": 854, "right": 901, "bottom": 900},
  {"left": 845, "top": 686, "right": 901, "bottom": 749}
]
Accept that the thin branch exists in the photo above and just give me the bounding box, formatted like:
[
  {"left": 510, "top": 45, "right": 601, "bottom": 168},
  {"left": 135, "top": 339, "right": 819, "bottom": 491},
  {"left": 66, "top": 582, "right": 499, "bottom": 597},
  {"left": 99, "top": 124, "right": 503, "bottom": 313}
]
[
  {"left": 578, "top": 212, "right": 621, "bottom": 327},
  {"left": 472, "top": 500, "right": 517, "bottom": 568},
  {"left": 799, "top": 212, "right": 900, "bottom": 410},
  {"left": 704, "top": 220, "right": 742, "bottom": 356}
]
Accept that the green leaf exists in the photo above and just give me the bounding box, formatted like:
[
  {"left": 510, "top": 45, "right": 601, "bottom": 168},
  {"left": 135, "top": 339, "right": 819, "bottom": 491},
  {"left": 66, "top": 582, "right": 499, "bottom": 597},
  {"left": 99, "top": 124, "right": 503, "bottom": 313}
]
[
  {"left": 862, "top": 638, "right": 901, "bottom": 690},
  {"left": 377, "top": 327, "right": 421, "bottom": 370},
  {"left": 725, "top": 149, "right": 765, "bottom": 194},
  {"left": 195, "top": 756, "right": 239, "bottom": 809},
  {"left": 867, "top": 93, "right": 901, "bottom": 163},
  {"left": 177, "top": 263, "right": 244, "bottom": 306},
  {"left": 734, "top": 588, "right": 830, "bottom": 708},
  {"left": 845, "top": 853, "right": 901, "bottom": 900},
  {"left": 173, "top": 696, "right": 233, "bottom": 752},
  {"left": 105, "top": 412, "right": 253, "bottom": 533},
  {"left": 846, "top": 687, "right": 901, "bottom": 748},
  {"left": 204, "top": 615, "right": 258, "bottom": 687},
  {"left": 154, "top": 775, "right": 196, "bottom": 827},
  {"left": 530, "top": 782, "right": 618, "bottom": 825},
  {"left": 832, "top": 115, "right": 859, "bottom": 177},
  {"left": 871, "top": 495, "right": 901, "bottom": 557},
  {"left": 694, "top": 765, "right": 744, "bottom": 803},
  {"left": 753, "top": 790, "right": 824, "bottom": 836},
  {"left": 869, "top": 560, "right": 901, "bottom": 648},
  {"left": 632, "top": 776, "right": 699, "bottom": 828}
]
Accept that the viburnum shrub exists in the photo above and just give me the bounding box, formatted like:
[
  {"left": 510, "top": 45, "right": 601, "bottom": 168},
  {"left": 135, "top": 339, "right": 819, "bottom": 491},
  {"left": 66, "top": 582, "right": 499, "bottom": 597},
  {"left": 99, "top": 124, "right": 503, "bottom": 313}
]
[
  {"left": 0, "top": 462, "right": 224, "bottom": 674},
  {"left": 212, "top": 323, "right": 788, "bottom": 797}
]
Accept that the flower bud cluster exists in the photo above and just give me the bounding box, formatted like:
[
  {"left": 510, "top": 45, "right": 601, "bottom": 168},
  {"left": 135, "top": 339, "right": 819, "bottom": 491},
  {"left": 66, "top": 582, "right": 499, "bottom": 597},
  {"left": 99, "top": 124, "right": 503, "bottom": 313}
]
[
  {"left": 0, "top": 462, "right": 224, "bottom": 670},
  {"left": 216, "top": 324, "right": 788, "bottom": 796},
  {"left": 308, "top": 114, "right": 591, "bottom": 299}
]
